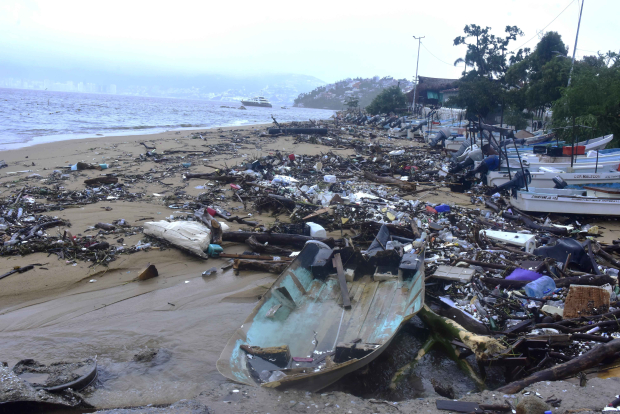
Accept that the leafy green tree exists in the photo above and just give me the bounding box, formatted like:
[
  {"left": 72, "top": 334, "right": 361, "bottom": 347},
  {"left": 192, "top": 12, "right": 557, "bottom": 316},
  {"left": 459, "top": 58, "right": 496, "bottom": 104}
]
[
  {"left": 366, "top": 86, "right": 406, "bottom": 115},
  {"left": 345, "top": 98, "right": 359, "bottom": 109},
  {"left": 552, "top": 52, "right": 620, "bottom": 147},
  {"left": 504, "top": 106, "right": 529, "bottom": 130},
  {"left": 451, "top": 25, "right": 526, "bottom": 121},
  {"left": 505, "top": 32, "right": 571, "bottom": 112}
]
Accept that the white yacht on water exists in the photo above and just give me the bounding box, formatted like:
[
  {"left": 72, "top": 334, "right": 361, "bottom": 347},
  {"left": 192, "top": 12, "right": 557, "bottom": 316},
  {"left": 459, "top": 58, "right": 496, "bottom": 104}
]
[{"left": 240, "top": 96, "right": 272, "bottom": 108}]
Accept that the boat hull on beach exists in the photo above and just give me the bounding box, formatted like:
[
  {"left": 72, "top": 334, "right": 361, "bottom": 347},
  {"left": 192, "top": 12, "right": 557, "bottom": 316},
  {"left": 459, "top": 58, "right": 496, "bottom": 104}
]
[
  {"left": 487, "top": 171, "right": 620, "bottom": 189},
  {"left": 217, "top": 239, "right": 425, "bottom": 391},
  {"left": 510, "top": 187, "right": 620, "bottom": 216}
]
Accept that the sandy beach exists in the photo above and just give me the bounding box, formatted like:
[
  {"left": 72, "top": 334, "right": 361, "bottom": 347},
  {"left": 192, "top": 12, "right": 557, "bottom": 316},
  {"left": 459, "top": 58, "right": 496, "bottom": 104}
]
[{"left": 1, "top": 124, "right": 619, "bottom": 413}]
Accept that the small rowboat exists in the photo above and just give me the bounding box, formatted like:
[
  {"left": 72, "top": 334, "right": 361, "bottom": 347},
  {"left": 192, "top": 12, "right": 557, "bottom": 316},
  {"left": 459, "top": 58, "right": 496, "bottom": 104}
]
[
  {"left": 510, "top": 187, "right": 620, "bottom": 216},
  {"left": 218, "top": 233, "right": 425, "bottom": 391}
]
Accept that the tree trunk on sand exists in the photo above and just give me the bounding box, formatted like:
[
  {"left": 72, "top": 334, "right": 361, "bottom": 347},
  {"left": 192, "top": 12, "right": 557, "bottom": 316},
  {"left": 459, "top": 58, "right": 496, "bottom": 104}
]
[
  {"left": 497, "top": 338, "right": 620, "bottom": 394},
  {"left": 222, "top": 232, "right": 338, "bottom": 248},
  {"left": 418, "top": 305, "right": 506, "bottom": 360},
  {"left": 233, "top": 259, "right": 289, "bottom": 273},
  {"left": 245, "top": 235, "right": 294, "bottom": 256},
  {"left": 363, "top": 171, "right": 417, "bottom": 191},
  {"left": 480, "top": 274, "right": 616, "bottom": 290},
  {"left": 185, "top": 173, "right": 238, "bottom": 182}
]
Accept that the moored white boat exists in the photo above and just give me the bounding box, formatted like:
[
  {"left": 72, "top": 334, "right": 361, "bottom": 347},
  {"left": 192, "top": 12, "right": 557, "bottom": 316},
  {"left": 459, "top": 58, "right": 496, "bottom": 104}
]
[
  {"left": 486, "top": 170, "right": 620, "bottom": 188},
  {"left": 509, "top": 187, "right": 620, "bottom": 216}
]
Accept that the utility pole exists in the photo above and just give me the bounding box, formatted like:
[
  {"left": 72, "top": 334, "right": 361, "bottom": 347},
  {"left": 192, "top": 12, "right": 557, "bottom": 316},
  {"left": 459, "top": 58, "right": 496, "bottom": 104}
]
[
  {"left": 411, "top": 35, "right": 425, "bottom": 115},
  {"left": 567, "top": 0, "right": 585, "bottom": 87}
]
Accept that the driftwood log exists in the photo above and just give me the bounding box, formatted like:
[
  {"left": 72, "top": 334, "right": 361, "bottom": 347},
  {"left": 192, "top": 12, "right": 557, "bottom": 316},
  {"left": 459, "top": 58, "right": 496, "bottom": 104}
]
[
  {"left": 480, "top": 274, "right": 616, "bottom": 290},
  {"left": 266, "top": 194, "right": 296, "bottom": 210},
  {"left": 84, "top": 176, "right": 118, "bottom": 186},
  {"left": 214, "top": 212, "right": 257, "bottom": 227},
  {"left": 222, "top": 232, "right": 338, "bottom": 248},
  {"left": 361, "top": 221, "right": 416, "bottom": 239},
  {"left": 594, "top": 242, "right": 620, "bottom": 268},
  {"left": 497, "top": 338, "right": 620, "bottom": 394},
  {"left": 362, "top": 171, "right": 417, "bottom": 191},
  {"left": 245, "top": 235, "right": 294, "bottom": 256},
  {"left": 233, "top": 259, "right": 289, "bottom": 274},
  {"left": 184, "top": 173, "right": 238, "bottom": 182},
  {"left": 502, "top": 212, "right": 568, "bottom": 236}
]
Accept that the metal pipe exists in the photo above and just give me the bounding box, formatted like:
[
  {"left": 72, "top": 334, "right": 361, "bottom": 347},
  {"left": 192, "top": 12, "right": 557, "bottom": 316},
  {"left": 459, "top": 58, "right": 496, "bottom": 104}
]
[
  {"left": 568, "top": 0, "right": 585, "bottom": 87},
  {"left": 411, "top": 36, "right": 425, "bottom": 112},
  {"left": 571, "top": 116, "right": 576, "bottom": 169}
]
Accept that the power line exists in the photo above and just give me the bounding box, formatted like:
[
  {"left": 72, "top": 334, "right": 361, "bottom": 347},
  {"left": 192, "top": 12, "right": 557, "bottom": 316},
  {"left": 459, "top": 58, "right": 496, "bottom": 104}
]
[
  {"left": 420, "top": 42, "right": 454, "bottom": 66},
  {"left": 510, "top": 0, "right": 576, "bottom": 52}
]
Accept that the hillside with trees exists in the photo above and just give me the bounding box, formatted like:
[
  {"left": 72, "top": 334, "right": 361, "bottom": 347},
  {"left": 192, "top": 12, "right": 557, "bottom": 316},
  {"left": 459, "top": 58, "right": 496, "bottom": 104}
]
[
  {"left": 448, "top": 24, "right": 620, "bottom": 146},
  {"left": 294, "top": 77, "right": 414, "bottom": 110}
]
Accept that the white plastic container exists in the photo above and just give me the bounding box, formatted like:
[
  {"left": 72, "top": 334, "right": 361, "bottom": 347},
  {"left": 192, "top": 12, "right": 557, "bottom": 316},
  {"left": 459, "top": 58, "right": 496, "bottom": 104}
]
[
  {"left": 480, "top": 230, "right": 537, "bottom": 253},
  {"left": 323, "top": 175, "right": 337, "bottom": 183},
  {"left": 305, "top": 222, "right": 327, "bottom": 238}
]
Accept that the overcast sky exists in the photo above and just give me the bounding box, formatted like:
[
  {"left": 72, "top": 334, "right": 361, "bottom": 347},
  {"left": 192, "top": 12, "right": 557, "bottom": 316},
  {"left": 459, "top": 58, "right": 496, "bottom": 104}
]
[{"left": 1, "top": 0, "right": 617, "bottom": 84}]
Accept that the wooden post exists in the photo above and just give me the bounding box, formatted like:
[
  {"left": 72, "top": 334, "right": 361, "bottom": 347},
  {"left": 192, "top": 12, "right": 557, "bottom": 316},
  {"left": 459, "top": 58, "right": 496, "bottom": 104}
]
[{"left": 332, "top": 253, "right": 351, "bottom": 309}]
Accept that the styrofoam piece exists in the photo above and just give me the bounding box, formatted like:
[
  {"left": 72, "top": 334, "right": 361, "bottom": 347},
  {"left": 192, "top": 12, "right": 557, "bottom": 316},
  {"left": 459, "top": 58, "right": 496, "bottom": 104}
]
[
  {"left": 305, "top": 222, "right": 326, "bottom": 238},
  {"left": 541, "top": 304, "right": 564, "bottom": 317},
  {"left": 432, "top": 265, "right": 475, "bottom": 282},
  {"left": 345, "top": 268, "right": 355, "bottom": 282},
  {"left": 480, "top": 230, "right": 537, "bottom": 253}
]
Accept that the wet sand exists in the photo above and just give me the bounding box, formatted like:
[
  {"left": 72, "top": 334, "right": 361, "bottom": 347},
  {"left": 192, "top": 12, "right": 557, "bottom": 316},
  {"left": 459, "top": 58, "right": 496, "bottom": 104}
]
[{"left": 1, "top": 125, "right": 619, "bottom": 412}]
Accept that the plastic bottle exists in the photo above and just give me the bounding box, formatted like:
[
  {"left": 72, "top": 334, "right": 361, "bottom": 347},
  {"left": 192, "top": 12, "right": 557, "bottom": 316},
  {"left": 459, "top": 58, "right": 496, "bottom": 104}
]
[{"left": 524, "top": 276, "right": 556, "bottom": 298}]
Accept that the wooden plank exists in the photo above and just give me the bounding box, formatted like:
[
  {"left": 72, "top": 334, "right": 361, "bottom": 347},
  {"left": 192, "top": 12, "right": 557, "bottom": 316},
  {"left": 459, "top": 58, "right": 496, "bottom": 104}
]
[
  {"left": 219, "top": 253, "right": 293, "bottom": 261},
  {"left": 332, "top": 253, "right": 351, "bottom": 309},
  {"left": 359, "top": 281, "right": 399, "bottom": 343},
  {"left": 435, "top": 400, "right": 480, "bottom": 412},
  {"left": 342, "top": 281, "right": 380, "bottom": 342}
]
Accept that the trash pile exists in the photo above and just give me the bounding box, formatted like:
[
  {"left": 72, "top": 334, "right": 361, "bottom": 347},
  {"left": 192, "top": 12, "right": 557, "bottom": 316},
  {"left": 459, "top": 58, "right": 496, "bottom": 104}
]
[{"left": 2, "top": 110, "right": 620, "bottom": 406}]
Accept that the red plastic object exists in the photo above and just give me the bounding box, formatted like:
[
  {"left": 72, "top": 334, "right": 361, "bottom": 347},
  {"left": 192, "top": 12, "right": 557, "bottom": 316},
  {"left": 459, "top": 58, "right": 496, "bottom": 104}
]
[
  {"left": 288, "top": 154, "right": 295, "bottom": 161},
  {"left": 207, "top": 207, "right": 217, "bottom": 217},
  {"left": 230, "top": 184, "right": 241, "bottom": 190},
  {"left": 562, "top": 145, "right": 585, "bottom": 156},
  {"left": 426, "top": 205, "right": 437, "bottom": 214}
]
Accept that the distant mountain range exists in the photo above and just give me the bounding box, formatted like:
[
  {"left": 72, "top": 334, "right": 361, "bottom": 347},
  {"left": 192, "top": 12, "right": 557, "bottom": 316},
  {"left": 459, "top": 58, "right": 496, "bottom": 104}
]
[
  {"left": 0, "top": 61, "right": 326, "bottom": 105},
  {"left": 294, "top": 76, "right": 414, "bottom": 110}
]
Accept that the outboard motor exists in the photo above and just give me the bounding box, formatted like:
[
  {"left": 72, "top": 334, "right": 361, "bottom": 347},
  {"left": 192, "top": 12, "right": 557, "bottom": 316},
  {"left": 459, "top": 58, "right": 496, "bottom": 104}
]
[
  {"left": 466, "top": 156, "right": 500, "bottom": 178},
  {"left": 453, "top": 130, "right": 500, "bottom": 160},
  {"left": 553, "top": 176, "right": 568, "bottom": 189},
  {"left": 449, "top": 149, "right": 483, "bottom": 173},
  {"left": 429, "top": 128, "right": 451, "bottom": 147},
  {"left": 489, "top": 169, "right": 532, "bottom": 195}
]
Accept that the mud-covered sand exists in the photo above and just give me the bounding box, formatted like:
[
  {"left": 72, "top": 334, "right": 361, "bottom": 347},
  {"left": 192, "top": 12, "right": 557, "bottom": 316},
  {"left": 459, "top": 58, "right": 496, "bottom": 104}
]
[{"left": 1, "top": 125, "right": 619, "bottom": 413}]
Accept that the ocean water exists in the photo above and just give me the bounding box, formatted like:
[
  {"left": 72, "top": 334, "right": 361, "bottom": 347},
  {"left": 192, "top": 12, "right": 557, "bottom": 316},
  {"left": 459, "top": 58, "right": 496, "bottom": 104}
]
[{"left": 0, "top": 88, "right": 335, "bottom": 150}]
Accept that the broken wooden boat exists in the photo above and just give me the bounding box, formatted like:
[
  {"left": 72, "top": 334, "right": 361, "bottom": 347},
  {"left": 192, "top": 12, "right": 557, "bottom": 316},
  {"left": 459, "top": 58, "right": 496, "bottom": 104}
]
[{"left": 217, "top": 231, "right": 425, "bottom": 391}]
